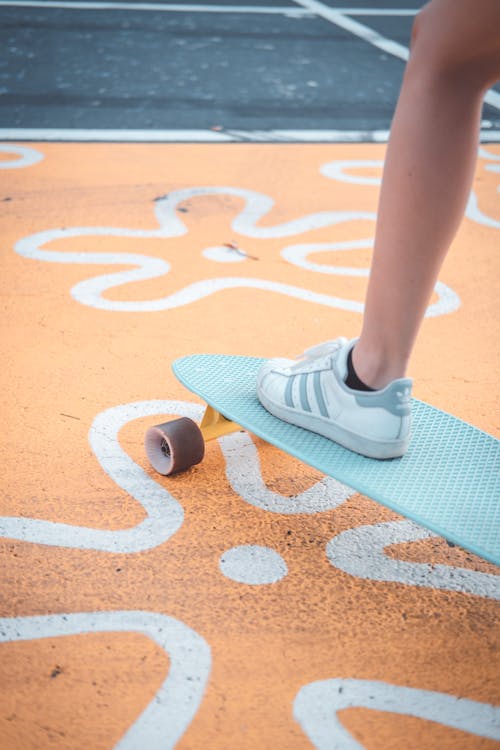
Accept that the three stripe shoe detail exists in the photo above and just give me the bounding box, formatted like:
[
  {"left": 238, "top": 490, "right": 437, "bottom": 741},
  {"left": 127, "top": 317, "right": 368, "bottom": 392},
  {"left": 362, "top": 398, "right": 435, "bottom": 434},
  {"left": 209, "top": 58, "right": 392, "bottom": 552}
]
[{"left": 284, "top": 371, "right": 329, "bottom": 418}]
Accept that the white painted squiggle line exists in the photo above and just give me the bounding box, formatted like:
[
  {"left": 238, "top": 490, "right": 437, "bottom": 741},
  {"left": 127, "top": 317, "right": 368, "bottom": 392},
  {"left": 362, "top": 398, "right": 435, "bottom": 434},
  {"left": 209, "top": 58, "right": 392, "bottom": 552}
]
[
  {"left": 13, "top": 186, "right": 378, "bottom": 313},
  {"left": 424, "top": 281, "right": 460, "bottom": 317},
  {"left": 463, "top": 149, "right": 500, "bottom": 226},
  {"left": 0, "top": 610, "right": 211, "bottom": 750},
  {"left": 466, "top": 191, "right": 500, "bottom": 229},
  {"left": 488, "top": 166, "right": 500, "bottom": 194},
  {"left": 478, "top": 147, "right": 500, "bottom": 161},
  {"left": 1, "top": 395, "right": 353, "bottom": 551},
  {"left": 0, "top": 144, "right": 44, "bottom": 169},
  {"left": 73, "top": 276, "right": 373, "bottom": 313},
  {"left": 315, "top": 160, "right": 460, "bottom": 316},
  {"left": 322, "top": 153, "right": 499, "bottom": 233},
  {"left": 281, "top": 240, "right": 460, "bottom": 317},
  {"left": 219, "top": 431, "right": 355, "bottom": 514},
  {"left": 13, "top": 183, "right": 461, "bottom": 314},
  {"left": 294, "top": 678, "right": 500, "bottom": 749},
  {"left": 320, "top": 159, "right": 383, "bottom": 185},
  {"left": 326, "top": 520, "right": 500, "bottom": 600},
  {"left": 0, "top": 401, "right": 202, "bottom": 552},
  {"left": 164, "top": 189, "right": 373, "bottom": 239},
  {"left": 282, "top": 238, "right": 373, "bottom": 277},
  {"left": 0, "top": 397, "right": 354, "bottom": 550}
]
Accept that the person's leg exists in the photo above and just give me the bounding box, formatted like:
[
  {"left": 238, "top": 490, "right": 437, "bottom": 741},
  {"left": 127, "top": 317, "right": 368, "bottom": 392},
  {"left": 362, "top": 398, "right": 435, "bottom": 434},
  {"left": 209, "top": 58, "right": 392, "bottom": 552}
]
[
  {"left": 353, "top": 0, "right": 500, "bottom": 389},
  {"left": 257, "top": 0, "right": 500, "bottom": 457}
]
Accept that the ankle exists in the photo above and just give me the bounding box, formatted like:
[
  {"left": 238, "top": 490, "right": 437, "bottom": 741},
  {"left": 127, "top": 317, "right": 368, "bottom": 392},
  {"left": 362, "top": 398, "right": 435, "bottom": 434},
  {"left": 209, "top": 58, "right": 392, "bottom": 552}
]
[{"left": 351, "top": 341, "right": 408, "bottom": 390}]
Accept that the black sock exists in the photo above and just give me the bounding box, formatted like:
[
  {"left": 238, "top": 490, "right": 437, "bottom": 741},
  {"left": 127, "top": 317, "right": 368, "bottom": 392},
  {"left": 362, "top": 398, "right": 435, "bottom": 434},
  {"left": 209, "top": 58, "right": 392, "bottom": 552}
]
[{"left": 345, "top": 348, "right": 376, "bottom": 392}]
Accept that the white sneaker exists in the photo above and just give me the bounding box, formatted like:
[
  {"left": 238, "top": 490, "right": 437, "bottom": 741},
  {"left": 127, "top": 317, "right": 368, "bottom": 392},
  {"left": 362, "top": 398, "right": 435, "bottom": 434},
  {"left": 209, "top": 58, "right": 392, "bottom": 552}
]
[{"left": 256, "top": 338, "right": 412, "bottom": 459}]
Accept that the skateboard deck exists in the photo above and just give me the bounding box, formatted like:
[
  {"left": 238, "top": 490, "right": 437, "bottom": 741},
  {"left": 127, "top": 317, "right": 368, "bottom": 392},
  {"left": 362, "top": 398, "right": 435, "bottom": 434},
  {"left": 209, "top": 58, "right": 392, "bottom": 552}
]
[{"left": 167, "top": 354, "right": 499, "bottom": 566}]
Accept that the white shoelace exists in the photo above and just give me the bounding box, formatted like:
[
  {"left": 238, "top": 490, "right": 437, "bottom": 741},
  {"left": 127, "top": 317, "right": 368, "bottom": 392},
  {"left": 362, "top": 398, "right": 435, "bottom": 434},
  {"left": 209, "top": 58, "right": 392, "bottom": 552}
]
[{"left": 290, "top": 337, "right": 348, "bottom": 371}]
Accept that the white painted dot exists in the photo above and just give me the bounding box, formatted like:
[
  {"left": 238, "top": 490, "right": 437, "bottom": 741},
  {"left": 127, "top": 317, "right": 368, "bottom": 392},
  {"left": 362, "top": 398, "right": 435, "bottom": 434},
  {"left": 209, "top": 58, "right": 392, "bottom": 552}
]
[
  {"left": 202, "top": 245, "right": 246, "bottom": 263},
  {"left": 219, "top": 545, "right": 288, "bottom": 585}
]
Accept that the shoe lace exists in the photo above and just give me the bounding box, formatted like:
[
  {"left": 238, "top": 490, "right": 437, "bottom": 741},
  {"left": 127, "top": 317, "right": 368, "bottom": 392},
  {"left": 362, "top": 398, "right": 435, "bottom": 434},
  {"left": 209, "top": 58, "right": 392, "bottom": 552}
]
[{"left": 290, "top": 337, "right": 348, "bottom": 370}]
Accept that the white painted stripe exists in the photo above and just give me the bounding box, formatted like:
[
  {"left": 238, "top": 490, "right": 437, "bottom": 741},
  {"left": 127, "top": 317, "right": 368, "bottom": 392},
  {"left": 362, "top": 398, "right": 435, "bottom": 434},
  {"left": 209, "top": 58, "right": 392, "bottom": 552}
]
[
  {"left": 0, "top": 128, "right": 234, "bottom": 142},
  {"left": 224, "top": 128, "right": 392, "bottom": 142},
  {"left": 485, "top": 88, "right": 500, "bottom": 111},
  {"left": 292, "top": 0, "right": 500, "bottom": 112},
  {"left": 293, "top": 0, "right": 410, "bottom": 59},
  {"left": 321, "top": 8, "right": 418, "bottom": 15},
  {"left": 0, "top": 0, "right": 415, "bottom": 10},
  {"left": 0, "top": 0, "right": 420, "bottom": 12},
  {"left": 0, "top": 0, "right": 312, "bottom": 13},
  {"left": 1, "top": 128, "right": 499, "bottom": 143}
]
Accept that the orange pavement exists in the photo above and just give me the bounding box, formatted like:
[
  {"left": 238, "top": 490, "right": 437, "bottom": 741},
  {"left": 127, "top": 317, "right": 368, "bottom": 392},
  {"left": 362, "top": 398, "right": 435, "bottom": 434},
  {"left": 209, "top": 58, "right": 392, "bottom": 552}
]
[{"left": 1, "top": 142, "right": 499, "bottom": 749}]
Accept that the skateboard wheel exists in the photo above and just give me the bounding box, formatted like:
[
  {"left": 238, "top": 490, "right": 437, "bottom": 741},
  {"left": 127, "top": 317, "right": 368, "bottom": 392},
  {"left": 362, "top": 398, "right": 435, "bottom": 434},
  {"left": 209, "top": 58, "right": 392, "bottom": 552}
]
[{"left": 145, "top": 417, "right": 205, "bottom": 475}]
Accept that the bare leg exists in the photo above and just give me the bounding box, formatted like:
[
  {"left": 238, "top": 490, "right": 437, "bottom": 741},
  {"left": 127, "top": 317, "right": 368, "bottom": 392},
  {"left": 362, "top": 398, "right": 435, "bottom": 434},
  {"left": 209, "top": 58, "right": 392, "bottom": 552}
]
[{"left": 353, "top": 0, "right": 500, "bottom": 389}]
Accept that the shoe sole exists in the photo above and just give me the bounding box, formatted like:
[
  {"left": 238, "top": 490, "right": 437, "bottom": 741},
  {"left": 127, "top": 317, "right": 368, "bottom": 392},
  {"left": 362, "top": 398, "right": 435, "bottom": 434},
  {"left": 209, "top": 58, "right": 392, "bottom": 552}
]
[{"left": 258, "top": 391, "right": 409, "bottom": 460}]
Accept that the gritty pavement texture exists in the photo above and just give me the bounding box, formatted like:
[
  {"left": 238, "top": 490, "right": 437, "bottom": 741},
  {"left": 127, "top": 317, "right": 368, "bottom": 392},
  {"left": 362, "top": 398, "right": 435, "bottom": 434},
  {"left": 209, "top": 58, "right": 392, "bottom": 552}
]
[
  {"left": 1, "top": 140, "right": 499, "bottom": 749},
  {"left": 1, "top": 0, "right": 499, "bottom": 132},
  {"left": 1, "top": 2, "right": 500, "bottom": 748}
]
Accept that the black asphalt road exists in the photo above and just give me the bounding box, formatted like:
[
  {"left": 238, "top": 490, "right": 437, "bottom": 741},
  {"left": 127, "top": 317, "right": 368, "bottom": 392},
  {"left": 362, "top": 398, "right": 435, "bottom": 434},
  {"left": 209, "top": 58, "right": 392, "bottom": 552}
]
[{"left": 1, "top": 0, "right": 499, "bottom": 133}]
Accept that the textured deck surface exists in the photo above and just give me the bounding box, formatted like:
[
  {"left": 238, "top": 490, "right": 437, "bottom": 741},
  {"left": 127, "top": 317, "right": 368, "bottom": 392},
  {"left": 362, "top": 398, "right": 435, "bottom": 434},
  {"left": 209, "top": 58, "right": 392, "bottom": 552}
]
[{"left": 174, "top": 354, "right": 500, "bottom": 565}]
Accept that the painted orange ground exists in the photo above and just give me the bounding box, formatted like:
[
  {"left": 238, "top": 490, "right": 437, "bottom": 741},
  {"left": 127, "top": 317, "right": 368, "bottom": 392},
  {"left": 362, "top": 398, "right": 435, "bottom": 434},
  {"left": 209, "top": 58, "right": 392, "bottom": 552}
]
[{"left": 1, "top": 143, "right": 499, "bottom": 749}]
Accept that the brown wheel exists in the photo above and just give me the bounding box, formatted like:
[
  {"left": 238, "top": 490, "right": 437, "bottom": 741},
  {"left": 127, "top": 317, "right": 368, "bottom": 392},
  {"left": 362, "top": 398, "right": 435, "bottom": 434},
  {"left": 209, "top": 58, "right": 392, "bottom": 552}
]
[{"left": 145, "top": 417, "right": 205, "bottom": 476}]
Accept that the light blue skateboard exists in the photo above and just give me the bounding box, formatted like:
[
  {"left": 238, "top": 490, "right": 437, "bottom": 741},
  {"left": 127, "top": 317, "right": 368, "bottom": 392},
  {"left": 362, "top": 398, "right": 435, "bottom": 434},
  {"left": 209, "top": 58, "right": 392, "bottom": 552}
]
[{"left": 145, "top": 354, "right": 500, "bottom": 566}]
